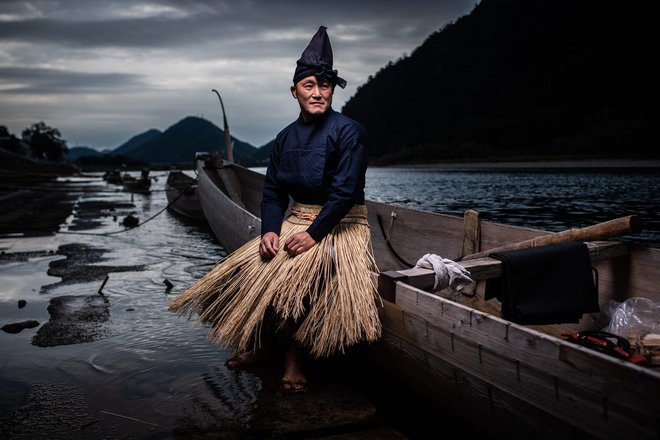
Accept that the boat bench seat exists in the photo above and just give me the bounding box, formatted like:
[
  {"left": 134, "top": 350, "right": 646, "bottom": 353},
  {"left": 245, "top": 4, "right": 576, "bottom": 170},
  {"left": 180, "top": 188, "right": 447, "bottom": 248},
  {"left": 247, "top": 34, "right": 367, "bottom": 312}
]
[{"left": 378, "top": 240, "right": 629, "bottom": 299}]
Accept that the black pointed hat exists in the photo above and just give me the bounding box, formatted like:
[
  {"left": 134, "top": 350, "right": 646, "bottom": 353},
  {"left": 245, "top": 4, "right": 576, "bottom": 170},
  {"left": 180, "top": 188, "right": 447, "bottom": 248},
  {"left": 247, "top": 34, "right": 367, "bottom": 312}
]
[{"left": 293, "top": 26, "right": 346, "bottom": 88}]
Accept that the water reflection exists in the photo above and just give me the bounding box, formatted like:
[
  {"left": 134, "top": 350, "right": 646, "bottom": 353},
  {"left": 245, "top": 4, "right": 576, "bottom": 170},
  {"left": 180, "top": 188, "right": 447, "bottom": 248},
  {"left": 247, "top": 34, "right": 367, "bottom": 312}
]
[{"left": 0, "top": 172, "right": 235, "bottom": 438}]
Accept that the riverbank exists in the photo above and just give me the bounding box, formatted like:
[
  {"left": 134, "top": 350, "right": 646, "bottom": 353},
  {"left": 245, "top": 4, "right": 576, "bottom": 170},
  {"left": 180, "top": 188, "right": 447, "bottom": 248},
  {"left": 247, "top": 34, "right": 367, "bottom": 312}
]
[
  {"left": 0, "top": 172, "right": 430, "bottom": 440},
  {"left": 0, "top": 148, "right": 79, "bottom": 175}
]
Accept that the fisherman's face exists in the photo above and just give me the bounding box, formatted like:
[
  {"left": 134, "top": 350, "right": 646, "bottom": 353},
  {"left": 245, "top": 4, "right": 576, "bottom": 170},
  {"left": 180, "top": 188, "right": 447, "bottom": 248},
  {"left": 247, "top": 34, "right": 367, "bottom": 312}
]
[{"left": 291, "top": 76, "right": 334, "bottom": 121}]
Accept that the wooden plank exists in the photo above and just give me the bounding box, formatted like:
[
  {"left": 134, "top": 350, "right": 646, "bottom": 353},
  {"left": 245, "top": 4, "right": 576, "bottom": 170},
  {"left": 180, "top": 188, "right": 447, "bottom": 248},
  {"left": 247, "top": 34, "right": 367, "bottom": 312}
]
[
  {"left": 380, "top": 240, "right": 634, "bottom": 339},
  {"left": 232, "top": 164, "right": 265, "bottom": 217},
  {"left": 461, "top": 209, "right": 481, "bottom": 256},
  {"left": 377, "top": 302, "right": 590, "bottom": 439},
  {"left": 460, "top": 209, "right": 481, "bottom": 297},
  {"left": 376, "top": 240, "right": 633, "bottom": 342},
  {"left": 378, "top": 290, "right": 660, "bottom": 439},
  {"left": 197, "top": 162, "right": 260, "bottom": 252},
  {"left": 394, "top": 282, "right": 660, "bottom": 399},
  {"left": 217, "top": 166, "right": 245, "bottom": 208},
  {"left": 394, "top": 241, "right": 630, "bottom": 286},
  {"left": 372, "top": 323, "right": 586, "bottom": 439},
  {"left": 366, "top": 200, "right": 466, "bottom": 272},
  {"left": 479, "top": 218, "right": 551, "bottom": 253},
  {"left": 386, "top": 284, "right": 660, "bottom": 437},
  {"left": 628, "top": 247, "right": 660, "bottom": 301}
]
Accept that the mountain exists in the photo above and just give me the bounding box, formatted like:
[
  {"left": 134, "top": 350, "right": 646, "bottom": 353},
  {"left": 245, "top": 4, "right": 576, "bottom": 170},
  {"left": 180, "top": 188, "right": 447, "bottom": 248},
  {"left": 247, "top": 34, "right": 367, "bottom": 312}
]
[
  {"left": 71, "top": 0, "right": 656, "bottom": 167},
  {"left": 113, "top": 129, "right": 162, "bottom": 157},
  {"left": 113, "top": 116, "right": 258, "bottom": 166},
  {"left": 251, "top": 139, "right": 275, "bottom": 166},
  {"left": 67, "top": 146, "right": 104, "bottom": 161},
  {"left": 342, "top": 0, "right": 658, "bottom": 164}
]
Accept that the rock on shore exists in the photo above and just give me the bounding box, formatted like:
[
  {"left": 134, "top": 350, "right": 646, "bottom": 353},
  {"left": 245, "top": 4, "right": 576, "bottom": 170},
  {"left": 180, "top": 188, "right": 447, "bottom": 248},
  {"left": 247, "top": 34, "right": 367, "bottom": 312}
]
[{"left": 32, "top": 294, "right": 110, "bottom": 347}]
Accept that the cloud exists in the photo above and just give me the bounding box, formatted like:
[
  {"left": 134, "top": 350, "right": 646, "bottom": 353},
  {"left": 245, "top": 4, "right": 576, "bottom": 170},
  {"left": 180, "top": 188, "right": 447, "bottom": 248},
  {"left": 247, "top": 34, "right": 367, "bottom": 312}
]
[
  {"left": 0, "top": 0, "right": 479, "bottom": 150},
  {"left": 0, "top": 66, "right": 146, "bottom": 93}
]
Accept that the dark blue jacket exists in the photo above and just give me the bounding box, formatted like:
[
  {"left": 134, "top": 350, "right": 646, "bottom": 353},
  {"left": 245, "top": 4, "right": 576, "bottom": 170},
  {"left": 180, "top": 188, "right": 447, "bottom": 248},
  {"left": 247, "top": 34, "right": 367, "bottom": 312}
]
[{"left": 261, "top": 109, "right": 368, "bottom": 242}]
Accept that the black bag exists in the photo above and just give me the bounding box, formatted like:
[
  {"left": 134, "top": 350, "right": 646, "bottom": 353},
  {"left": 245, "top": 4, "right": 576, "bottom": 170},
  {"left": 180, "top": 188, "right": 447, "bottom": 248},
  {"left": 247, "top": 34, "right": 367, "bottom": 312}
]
[{"left": 484, "top": 241, "right": 599, "bottom": 324}]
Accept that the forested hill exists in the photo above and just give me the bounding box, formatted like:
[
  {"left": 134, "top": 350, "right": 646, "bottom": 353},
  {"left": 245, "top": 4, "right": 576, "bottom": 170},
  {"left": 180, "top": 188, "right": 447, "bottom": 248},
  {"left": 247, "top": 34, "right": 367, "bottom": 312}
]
[
  {"left": 342, "top": 0, "right": 657, "bottom": 164},
  {"left": 113, "top": 116, "right": 258, "bottom": 165}
]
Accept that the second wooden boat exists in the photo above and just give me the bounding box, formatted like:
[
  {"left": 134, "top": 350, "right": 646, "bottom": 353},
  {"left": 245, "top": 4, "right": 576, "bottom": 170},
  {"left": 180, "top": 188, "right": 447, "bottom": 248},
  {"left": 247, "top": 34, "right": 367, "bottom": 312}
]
[
  {"left": 165, "top": 169, "right": 205, "bottom": 220},
  {"left": 121, "top": 168, "right": 151, "bottom": 194}
]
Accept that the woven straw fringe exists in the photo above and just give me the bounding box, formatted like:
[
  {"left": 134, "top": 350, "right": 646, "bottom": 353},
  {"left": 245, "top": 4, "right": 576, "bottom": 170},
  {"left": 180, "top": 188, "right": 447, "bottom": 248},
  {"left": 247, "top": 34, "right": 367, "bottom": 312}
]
[{"left": 168, "top": 208, "right": 382, "bottom": 358}]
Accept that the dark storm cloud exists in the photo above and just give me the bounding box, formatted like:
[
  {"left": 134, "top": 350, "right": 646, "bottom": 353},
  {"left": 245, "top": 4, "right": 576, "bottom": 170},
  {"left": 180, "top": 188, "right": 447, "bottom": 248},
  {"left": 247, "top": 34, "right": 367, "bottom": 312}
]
[
  {"left": 0, "top": 0, "right": 479, "bottom": 148},
  {"left": 0, "top": 66, "right": 145, "bottom": 94},
  {"left": 0, "top": 15, "right": 248, "bottom": 49},
  {"left": 0, "top": 0, "right": 474, "bottom": 50}
]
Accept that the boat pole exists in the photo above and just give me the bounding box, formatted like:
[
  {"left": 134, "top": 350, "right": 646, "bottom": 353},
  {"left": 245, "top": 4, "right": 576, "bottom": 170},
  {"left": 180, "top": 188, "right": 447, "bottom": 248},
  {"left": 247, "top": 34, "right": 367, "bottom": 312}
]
[
  {"left": 211, "top": 89, "right": 234, "bottom": 162},
  {"left": 460, "top": 214, "right": 642, "bottom": 261}
]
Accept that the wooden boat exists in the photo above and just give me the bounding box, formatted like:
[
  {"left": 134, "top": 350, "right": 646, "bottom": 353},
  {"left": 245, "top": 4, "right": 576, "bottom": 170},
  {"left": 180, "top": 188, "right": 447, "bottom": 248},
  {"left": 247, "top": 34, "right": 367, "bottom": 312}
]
[
  {"left": 195, "top": 153, "right": 264, "bottom": 252},
  {"left": 121, "top": 168, "right": 151, "bottom": 194},
  {"left": 165, "top": 169, "right": 205, "bottom": 220},
  {"left": 193, "top": 152, "right": 660, "bottom": 440},
  {"left": 102, "top": 168, "right": 122, "bottom": 184}
]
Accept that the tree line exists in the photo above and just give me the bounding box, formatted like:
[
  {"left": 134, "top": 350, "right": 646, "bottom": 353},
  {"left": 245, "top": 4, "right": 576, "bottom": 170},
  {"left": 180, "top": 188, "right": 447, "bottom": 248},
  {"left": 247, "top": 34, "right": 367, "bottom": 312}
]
[
  {"left": 342, "top": 0, "right": 658, "bottom": 164},
  {"left": 0, "top": 122, "right": 68, "bottom": 162}
]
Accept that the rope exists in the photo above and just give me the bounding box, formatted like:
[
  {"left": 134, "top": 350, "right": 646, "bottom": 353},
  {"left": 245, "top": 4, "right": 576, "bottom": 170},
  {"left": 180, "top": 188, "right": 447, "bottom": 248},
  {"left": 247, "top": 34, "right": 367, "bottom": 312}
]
[
  {"left": 58, "top": 174, "right": 198, "bottom": 237},
  {"left": 376, "top": 213, "right": 414, "bottom": 268}
]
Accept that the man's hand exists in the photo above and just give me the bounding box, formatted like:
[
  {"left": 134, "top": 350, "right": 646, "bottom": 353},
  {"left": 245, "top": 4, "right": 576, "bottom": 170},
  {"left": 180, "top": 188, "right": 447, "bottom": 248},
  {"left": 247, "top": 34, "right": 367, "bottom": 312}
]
[
  {"left": 284, "top": 231, "right": 316, "bottom": 257},
  {"left": 260, "top": 232, "right": 280, "bottom": 259}
]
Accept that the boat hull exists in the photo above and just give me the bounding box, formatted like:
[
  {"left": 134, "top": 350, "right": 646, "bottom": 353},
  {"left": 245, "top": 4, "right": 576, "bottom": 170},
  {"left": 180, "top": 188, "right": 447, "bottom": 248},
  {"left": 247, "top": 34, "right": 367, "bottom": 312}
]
[
  {"left": 121, "top": 175, "right": 151, "bottom": 194},
  {"left": 195, "top": 157, "right": 263, "bottom": 251},
  {"left": 193, "top": 154, "right": 660, "bottom": 440},
  {"left": 165, "top": 170, "right": 205, "bottom": 220}
]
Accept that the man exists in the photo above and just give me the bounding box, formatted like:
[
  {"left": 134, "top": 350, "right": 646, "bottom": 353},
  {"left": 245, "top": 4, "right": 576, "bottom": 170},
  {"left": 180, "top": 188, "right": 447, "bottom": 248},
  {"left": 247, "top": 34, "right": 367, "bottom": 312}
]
[{"left": 169, "top": 26, "right": 381, "bottom": 394}]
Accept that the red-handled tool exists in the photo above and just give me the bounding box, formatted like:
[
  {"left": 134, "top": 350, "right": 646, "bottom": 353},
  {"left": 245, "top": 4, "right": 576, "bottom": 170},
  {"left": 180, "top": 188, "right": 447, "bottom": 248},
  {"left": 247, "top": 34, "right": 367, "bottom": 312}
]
[{"left": 565, "top": 330, "right": 647, "bottom": 364}]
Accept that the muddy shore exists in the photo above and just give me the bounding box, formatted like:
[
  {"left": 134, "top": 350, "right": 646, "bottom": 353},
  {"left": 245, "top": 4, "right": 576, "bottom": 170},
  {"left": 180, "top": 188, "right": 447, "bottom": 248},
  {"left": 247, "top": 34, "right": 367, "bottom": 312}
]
[
  {"left": 0, "top": 172, "right": 148, "bottom": 346},
  {"left": 0, "top": 172, "right": 428, "bottom": 439}
]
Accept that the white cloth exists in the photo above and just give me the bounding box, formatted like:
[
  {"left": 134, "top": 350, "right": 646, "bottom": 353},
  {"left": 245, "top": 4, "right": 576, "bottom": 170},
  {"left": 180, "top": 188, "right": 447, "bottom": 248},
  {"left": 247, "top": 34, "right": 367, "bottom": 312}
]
[{"left": 415, "top": 253, "right": 475, "bottom": 292}]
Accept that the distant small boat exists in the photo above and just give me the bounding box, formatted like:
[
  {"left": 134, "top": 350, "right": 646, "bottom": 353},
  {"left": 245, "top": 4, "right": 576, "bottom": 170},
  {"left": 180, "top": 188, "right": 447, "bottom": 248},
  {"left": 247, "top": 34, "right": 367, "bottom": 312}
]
[
  {"left": 165, "top": 169, "right": 204, "bottom": 220},
  {"left": 121, "top": 168, "right": 151, "bottom": 194},
  {"left": 102, "top": 169, "right": 122, "bottom": 184}
]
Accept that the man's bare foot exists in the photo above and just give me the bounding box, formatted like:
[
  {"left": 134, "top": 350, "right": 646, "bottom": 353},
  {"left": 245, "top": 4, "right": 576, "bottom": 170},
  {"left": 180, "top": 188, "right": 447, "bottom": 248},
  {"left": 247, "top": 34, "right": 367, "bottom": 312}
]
[
  {"left": 281, "top": 376, "right": 307, "bottom": 393},
  {"left": 225, "top": 349, "right": 269, "bottom": 370},
  {"left": 281, "top": 342, "right": 307, "bottom": 392}
]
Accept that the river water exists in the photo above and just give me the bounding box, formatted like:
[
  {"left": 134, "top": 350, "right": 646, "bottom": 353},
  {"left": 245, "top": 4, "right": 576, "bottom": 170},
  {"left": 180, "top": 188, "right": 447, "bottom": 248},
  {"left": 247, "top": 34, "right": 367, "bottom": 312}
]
[
  {"left": 363, "top": 166, "right": 660, "bottom": 247},
  {"left": 0, "top": 165, "right": 658, "bottom": 439}
]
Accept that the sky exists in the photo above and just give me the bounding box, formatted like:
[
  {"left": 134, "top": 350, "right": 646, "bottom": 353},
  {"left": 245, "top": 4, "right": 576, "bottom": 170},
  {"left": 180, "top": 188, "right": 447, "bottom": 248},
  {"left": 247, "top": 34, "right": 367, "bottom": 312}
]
[{"left": 0, "top": 0, "right": 479, "bottom": 151}]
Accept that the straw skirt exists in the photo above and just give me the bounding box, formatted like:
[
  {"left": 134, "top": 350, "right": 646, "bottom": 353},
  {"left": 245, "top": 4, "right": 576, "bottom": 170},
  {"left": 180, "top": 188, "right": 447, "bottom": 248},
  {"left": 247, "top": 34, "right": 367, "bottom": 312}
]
[{"left": 169, "top": 203, "right": 382, "bottom": 358}]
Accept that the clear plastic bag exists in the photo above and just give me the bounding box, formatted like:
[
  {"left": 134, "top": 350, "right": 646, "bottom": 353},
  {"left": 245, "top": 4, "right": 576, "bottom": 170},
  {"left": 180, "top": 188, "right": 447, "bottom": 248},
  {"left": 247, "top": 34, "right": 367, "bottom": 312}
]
[{"left": 604, "top": 297, "right": 660, "bottom": 342}]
